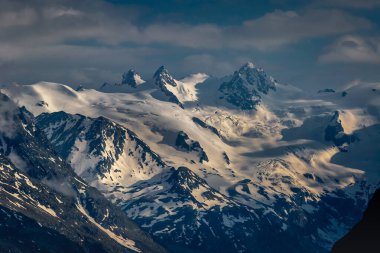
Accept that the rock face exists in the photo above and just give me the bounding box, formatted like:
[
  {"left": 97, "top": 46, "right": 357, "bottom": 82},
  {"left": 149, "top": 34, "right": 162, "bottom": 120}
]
[
  {"left": 153, "top": 66, "right": 184, "bottom": 108},
  {"left": 0, "top": 93, "right": 167, "bottom": 253},
  {"left": 325, "top": 111, "right": 356, "bottom": 149},
  {"left": 219, "top": 62, "right": 276, "bottom": 110},
  {"left": 192, "top": 117, "right": 221, "bottom": 137},
  {"left": 175, "top": 131, "right": 209, "bottom": 163},
  {"left": 100, "top": 69, "right": 145, "bottom": 91},
  {"left": 122, "top": 69, "right": 145, "bottom": 88},
  {"left": 331, "top": 188, "right": 380, "bottom": 253}
]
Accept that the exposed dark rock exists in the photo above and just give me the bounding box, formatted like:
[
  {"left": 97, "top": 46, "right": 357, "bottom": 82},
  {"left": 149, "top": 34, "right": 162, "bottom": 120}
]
[
  {"left": 175, "top": 131, "right": 208, "bottom": 163},
  {"left": 223, "top": 152, "right": 230, "bottom": 165},
  {"left": 192, "top": 117, "right": 220, "bottom": 137},
  {"left": 154, "top": 66, "right": 184, "bottom": 109},
  {"left": 331, "top": 188, "right": 380, "bottom": 253},
  {"left": 219, "top": 62, "right": 276, "bottom": 110},
  {"left": 122, "top": 69, "right": 144, "bottom": 88},
  {"left": 325, "top": 111, "right": 356, "bottom": 148},
  {"left": 318, "top": 89, "right": 335, "bottom": 93}
]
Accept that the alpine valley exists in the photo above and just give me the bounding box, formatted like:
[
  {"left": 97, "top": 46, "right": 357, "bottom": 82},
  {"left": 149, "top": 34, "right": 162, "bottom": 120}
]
[{"left": 1, "top": 62, "right": 379, "bottom": 253}]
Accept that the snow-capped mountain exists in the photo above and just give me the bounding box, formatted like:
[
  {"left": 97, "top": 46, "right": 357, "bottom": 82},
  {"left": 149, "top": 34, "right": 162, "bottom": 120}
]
[
  {"left": 33, "top": 111, "right": 276, "bottom": 252},
  {"left": 100, "top": 70, "right": 145, "bottom": 92},
  {"left": 219, "top": 62, "right": 277, "bottom": 110},
  {"left": 99, "top": 66, "right": 208, "bottom": 110},
  {"left": 100, "top": 69, "right": 145, "bottom": 91},
  {"left": 33, "top": 110, "right": 376, "bottom": 253},
  {"left": 35, "top": 111, "right": 166, "bottom": 187},
  {"left": 1, "top": 62, "right": 379, "bottom": 253},
  {"left": 152, "top": 66, "right": 208, "bottom": 108},
  {"left": 0, "top": 93, "right": 167, "bottom": 253},
  {"left": 153, "top": 66, "right": 184, "bottom": 108}
]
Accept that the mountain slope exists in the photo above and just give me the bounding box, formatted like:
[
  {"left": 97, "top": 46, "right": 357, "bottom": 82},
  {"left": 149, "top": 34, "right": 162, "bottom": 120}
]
[
  {"left": 0, "top": 204, "right": 86, "bottom": 253},
  {"left": 35, "top": 111, "right": 166, "bottom": 187},
  {"left": 331, "top": 188, "right": 380, "bottom": 253},
  {"left": 34, "top": 111, "right": 272, "bottom": 252},
  {"left": 34, "top": 110, "right": 374, "bottom": 253},
  {"left": 0, "top": 93, "right": 167, "bottom": 253}
]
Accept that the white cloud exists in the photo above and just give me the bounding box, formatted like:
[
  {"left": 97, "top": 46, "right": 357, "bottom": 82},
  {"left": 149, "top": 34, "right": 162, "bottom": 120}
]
[
  {"left": 181, "top": 54, "right": 235, "bottom": 75},
  {"left": 0, "top": 0, "right": 377, "bottom": 88},
  {"left": 43, "top": 7, "right": 83, "bottom": 19},
  {"left": 0, "top": 2, "right": 372, "bottom": 51},
  {"left": 140, "top": 9, "right": 372, "bottom": 51},
  {"left": 223, "top": 9, "right": 372, "bottom": 50},
  {"left": 319, "top": 35, "right": 380, "bottom": 63}
]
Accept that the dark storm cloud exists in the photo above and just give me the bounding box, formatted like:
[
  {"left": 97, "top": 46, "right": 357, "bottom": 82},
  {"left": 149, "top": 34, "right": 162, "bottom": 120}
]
[{"left": 0, "top": 0, "right": 379, "bottom": 89}]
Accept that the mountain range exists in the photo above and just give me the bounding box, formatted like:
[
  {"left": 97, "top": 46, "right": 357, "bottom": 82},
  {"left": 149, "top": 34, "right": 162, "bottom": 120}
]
[{"left": 1, "top": 62, "right": 379, "bottom": 252}]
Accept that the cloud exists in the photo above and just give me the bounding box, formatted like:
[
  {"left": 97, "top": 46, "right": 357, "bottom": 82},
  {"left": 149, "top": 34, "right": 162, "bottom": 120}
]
[
  {"left": 0, "top": 43, "right": 159, "bottom": 86},
  {"left": 0, "top": 0, "right": 377, "bottom": 88},
  {"left": 43, "top": 7, "right": 83, "bottom": 19},
  {"left": 318, "top": 0, "right": 380, "bottom": 9},
  {"left": 0, "top": 8, "right": 37, "bottom": 28},
  {"left": 181, "top": 54, "right": 253, "bottom": 76},
  {"left": 137, "top": 9, "right": 372, "bottom": 51},
  {"left": 0, "top": 1, "right": 372, "bottom": 50},
  {"left": 222, "top": 9, "right": 372, "bottom": 50},
  {"left": 319, "top": 35, "right": 380, "bottom": 63},
  {"left": 42, "top": 177, "right": 76, "bottom": 197}
]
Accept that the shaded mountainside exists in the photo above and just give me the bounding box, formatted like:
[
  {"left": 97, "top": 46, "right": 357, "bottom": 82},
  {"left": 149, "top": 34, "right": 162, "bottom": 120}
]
[
  {"left": 331, "top": 188, "right": 380, "bottom": 253},
  {"left": 0, "top": 205, "right": 86, "bottom": 253},
  {"left": 0, "top": 93, "right": 167, "bottom": 253}
]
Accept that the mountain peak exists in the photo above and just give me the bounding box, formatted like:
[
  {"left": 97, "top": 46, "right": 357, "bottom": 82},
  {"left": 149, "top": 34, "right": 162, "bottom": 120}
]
[
  {"left": 121, "top": 69, "right": 145, "bottom": 88},
  {"left": 152, "top": 65, "right": 183, "bottom": 108},
  {"left": 153, "top": 66, "right": 176, "bottom": 87},
  {"left": 241, "top": 61, "right": 256, "bottom": 70},
  {"left": 219, "top": 62, "right": 277, "bottom": 110},
  {"left": 154, "top": 65, "right": 166, "bottom": 75}
]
